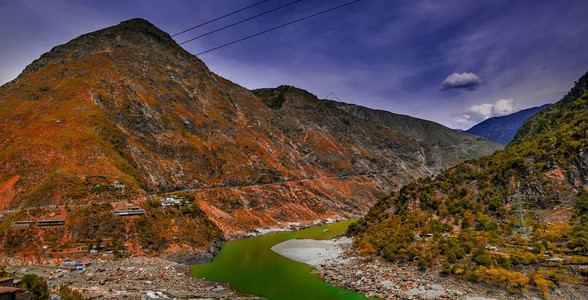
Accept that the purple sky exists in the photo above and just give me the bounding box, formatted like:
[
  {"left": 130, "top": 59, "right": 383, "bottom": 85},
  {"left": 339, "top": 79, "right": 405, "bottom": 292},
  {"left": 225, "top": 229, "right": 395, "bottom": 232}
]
[{"left": 1, "top": 0, "right": 588, "bottom": 129}]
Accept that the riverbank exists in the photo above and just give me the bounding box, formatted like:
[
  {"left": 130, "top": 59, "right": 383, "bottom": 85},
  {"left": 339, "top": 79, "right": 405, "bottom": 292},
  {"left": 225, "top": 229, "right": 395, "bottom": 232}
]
[
  {"left": 317, "top": 255, "right": 509, "bottom": 300},
  {"left": 272, "top": 235, "right": 588, "bottom": 299},
  {"left": 318, "top": 254, "right": 588, "bottom": 299},
  {"left": 272, "top": 236, "right": 510, "bottom": 299},
  {"left": 10, "top": 257, "right": 256, "bottom": 299}
]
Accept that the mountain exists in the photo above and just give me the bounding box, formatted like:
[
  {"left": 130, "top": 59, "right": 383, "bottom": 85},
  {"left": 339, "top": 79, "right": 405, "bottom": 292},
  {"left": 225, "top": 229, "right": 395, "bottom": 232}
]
[
  {"left": 465, "top": 104, "right": 552, "bottom": 145},
  {"left": 351, "top": 71, "right": 588, "bottom": 295},
  {"left": 328, "top": 101, "right": 503, "bottom": 170},
  {"left": 0, "top": 19, "right": 499, "bottom": 260}
]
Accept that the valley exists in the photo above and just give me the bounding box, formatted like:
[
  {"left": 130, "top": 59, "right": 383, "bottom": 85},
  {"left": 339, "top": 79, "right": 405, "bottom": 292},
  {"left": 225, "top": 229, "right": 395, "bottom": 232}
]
[{"left": 0, "top": 12, "right": 586, "bottom": 300}]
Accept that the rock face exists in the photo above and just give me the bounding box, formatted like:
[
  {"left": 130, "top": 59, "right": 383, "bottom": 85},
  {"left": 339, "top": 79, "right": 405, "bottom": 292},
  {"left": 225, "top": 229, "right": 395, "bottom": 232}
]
[
  {"left": 466, "top": 104, "right": 551, "bottom": 145},
  {"left": 0, "top": 18, "right": 501, "bottom": 247},
  {"left": 328, "top": 101, "right": 503, "bottom": 171}
]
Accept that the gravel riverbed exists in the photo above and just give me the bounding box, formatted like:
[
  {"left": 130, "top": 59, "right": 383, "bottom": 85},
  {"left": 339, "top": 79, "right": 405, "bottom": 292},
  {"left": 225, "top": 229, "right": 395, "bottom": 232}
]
[{"left": 13, "top": 257, "right": 258, "bottom": 299}]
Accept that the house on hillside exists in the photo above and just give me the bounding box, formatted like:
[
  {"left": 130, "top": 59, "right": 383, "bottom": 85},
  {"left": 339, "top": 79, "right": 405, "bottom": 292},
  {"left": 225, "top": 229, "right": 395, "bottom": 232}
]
[
  {"left": 161, "top": 197, "right": 182, "bottom": 207},
  {"left": 37, "top": 219, "right": 65, "bottom": 227},
  {"left": 161, "top": 195, "right": 193, "bottom": 208},
  {"left": 0, "top": 277, "right": 14, "bottom": 287},
  {"left": 113, "top": 203, "right": 145, "bottom": 216},
  {"left": 112, "top": 181, "right": 126, "bottom": 190},
  {"left": 0, "top": 287, "right": 24, "bottom": 300},
  {"left": 0, "top": 278, "right": 23, "bottom": 300},
  {"left": 9, "top": 221, "right": 35, "bottom": 228}
]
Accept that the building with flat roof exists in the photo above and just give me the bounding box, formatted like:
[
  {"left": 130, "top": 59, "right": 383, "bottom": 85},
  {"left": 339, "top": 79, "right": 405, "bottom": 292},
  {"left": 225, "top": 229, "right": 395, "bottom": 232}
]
[
  {"left": 37, "top": 219, "right": 65, "bottom": 227},
  {"left": 9, "top": 221, "right": 35, "bottom": 228},
  {"left": 0, "top": 278, "right": 14, "bottom": 287},
  {"left": 0, "top": 286, "right": 24, "bottom": 300}
]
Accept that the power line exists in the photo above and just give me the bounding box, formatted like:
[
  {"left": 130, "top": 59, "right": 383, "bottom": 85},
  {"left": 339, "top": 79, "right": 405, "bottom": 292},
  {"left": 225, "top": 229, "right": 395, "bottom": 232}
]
[
  {"left": 172, "top": 0, "right": 272, "bottom": 37},
  {"left": 178, "top": 0, "right": 304, "bottom": 46},
  {"left": 191, "top": 0, "right": 360, "bottom": 55}
]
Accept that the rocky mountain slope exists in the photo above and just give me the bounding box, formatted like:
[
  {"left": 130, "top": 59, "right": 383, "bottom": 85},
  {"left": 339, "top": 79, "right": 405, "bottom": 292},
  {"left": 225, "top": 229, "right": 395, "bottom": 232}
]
[
  {"left": 351, "top": 71, "right": 588, "bottom": 296},
  {"left": 329, "top": 101, "right": 502, "bottom": 170},
  {"left": 0, "top": 19, "right": 499, "bottom": 259},
  {"left": 466, "top": 104, "right": 551, "bottom": 145}
]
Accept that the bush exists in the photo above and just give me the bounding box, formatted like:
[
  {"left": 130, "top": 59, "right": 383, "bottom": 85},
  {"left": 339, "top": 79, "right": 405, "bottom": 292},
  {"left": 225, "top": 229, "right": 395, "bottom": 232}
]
[
  {"left": 441, "top": 261, "right": 452, "bottom": 275},
  {"left": 59, "top": 284, "right": 83, "bottom": 300},
  {"left": 445, "top": 249, "right": 457, "bottom": 263},
  {"left": 532, "top": 273, "right": 556, "bottom": 298},
  {"left": 473, "top": 249, "right": 493, "bottom": 267},
  {"left": 146, "top": 198, "right": 161, "bottom": 208},
  {"left": 20, "top": 274, "right": 50, "bottom": 300},
  {"left": 417, "top": 256, "right": 428, "bottom": 271}
]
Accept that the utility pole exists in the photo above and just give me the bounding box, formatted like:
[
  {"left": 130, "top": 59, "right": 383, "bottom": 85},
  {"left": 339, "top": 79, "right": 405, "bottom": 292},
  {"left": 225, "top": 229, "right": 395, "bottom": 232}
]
[{"left": 513, "top": 193, "right": 529, "bottom": 238}]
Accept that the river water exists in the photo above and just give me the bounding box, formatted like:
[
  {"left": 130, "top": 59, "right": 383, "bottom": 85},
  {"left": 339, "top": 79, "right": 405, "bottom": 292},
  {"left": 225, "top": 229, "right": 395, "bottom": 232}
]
[{"left": 190, "top": 219, "right": 374, "bottom": 300}]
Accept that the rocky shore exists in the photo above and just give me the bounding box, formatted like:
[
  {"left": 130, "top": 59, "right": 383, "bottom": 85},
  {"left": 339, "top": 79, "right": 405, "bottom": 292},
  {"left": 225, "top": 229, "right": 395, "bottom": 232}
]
[
  {"left": 271, "top": 234, "right": 510, "bottom": 299},
  {"left": 308, "top": 237, "right": 587, "bottom": 300},
  {"left": 12, "top": 257, "right": 258, "bottom": 299},
  {"left": 316, "top": 256, "right": 509, "bottom": 300}
]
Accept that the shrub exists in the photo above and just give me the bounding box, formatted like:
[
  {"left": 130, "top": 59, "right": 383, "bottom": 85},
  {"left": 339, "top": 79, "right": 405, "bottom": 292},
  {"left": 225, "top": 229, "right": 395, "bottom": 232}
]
[
  {"left": 20, "top": 274, "right": 50, "bottom": 300},
  {"left": 473, "top": 249, "right": 493, "bottom": 267},
  {"left": 417, "top": 257, "right": 428, "bottom": 271},
  {"left": 59, "top": 284, "right": 83, "bottom": 300},
  {"left": 532, "top": 273, "right": 556, "bottom": 298}
]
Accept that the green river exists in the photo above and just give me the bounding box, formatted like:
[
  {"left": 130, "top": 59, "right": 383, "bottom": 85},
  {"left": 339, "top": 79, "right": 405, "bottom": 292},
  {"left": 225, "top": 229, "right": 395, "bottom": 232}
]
[{"left": 190, "top": 219, "right": 374, "bottom": 300}]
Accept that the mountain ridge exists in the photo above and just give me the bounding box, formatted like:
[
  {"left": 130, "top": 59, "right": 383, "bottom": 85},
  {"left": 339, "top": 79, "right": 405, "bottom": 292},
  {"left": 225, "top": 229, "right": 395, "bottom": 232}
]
[
  {"left": 465, "top": 103, "right": 551, "bottom": 145},
  {"left": 325, "top": 100, "right": 503, "bottom": 170}
]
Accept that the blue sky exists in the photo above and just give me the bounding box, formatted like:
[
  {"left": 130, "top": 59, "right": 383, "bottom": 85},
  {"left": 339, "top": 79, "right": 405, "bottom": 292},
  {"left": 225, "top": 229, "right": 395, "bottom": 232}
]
[{"left": 1, "top": 0, "right": 587, "bottom": 129}]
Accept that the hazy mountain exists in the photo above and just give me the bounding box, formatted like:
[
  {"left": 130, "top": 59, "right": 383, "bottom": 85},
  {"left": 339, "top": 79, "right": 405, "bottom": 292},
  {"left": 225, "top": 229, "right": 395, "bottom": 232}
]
[{"left": 465, "top": 104, "right": 552, "bottom": 145}]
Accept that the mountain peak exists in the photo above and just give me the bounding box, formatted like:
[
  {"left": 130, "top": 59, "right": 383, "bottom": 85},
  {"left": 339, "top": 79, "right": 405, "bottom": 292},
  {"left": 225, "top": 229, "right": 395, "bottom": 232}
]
[
  {"left": 105, "top": 18, "right": 178, "bottom": 48},
  {"left": 17, "top": 18, "right": 188, "bottom": 79},
  {"left": 117, "top": 18, "right": 159, "bottom": 30}
]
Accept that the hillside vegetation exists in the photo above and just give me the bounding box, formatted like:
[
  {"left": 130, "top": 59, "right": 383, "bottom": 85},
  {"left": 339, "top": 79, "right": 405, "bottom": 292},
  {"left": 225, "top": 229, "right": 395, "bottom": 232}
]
[{"left": 351, "top": 71, "right": 588, "bottom": 296}]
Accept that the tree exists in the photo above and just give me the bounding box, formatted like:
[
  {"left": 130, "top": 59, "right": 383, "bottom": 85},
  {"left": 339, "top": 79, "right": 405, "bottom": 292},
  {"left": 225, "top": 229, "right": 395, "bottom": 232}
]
[
  {"left": 20, "top": 274, "right": 50, "bottom": 300},
  {"left": 59, "top": 284, "right": 83, "bottom": 300},
  {"left": 473, "top": 249, "right": 493, "bottom": 267}
]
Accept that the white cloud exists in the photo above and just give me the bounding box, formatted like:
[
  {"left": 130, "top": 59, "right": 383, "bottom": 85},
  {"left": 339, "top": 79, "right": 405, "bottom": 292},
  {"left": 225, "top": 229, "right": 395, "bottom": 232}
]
[
  {"left": 453, "top": 98, "right": 516, "bottom": 127},
  {"left": 494, "top": 98, "right": 515, "bottom": 115},
  {"left": 440, "top": 72, "right": 483, "bottom": 91}
]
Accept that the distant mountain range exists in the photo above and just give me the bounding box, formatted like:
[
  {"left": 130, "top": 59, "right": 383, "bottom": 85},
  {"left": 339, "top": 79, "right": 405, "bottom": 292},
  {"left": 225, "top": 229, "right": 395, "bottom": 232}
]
[{"left": 465, "top": 104, "right": 551, "bottom": 145}]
